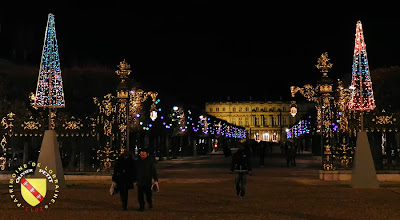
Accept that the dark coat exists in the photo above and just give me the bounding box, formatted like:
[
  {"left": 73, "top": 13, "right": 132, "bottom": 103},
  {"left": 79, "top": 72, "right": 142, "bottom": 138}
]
[
  {"left": 112, "top": 155, "right": 136, "bottom": 188},
  {"left": 135, "top": 157, "right": 158, "bottom": 186},
  {"left": 231, "top": 149, "right": 252, "bottom": 172}
]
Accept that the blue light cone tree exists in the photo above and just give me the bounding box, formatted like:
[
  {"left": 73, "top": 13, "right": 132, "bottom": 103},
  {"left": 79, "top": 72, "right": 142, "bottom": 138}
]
[
  {"left": 349, "top": 20, "right": 378, "bottom": 189},
  {"left": 34, "top": 13, "right": 66, "bottom": 188},
  {"left": 35, "top": 13, "right": 65, "bottom": 110}
]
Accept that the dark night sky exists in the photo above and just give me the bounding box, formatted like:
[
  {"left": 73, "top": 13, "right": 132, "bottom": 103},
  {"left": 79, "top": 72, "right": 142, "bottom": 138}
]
[{"left": 1, "top": 3, "right": 400, "bottom": 108}]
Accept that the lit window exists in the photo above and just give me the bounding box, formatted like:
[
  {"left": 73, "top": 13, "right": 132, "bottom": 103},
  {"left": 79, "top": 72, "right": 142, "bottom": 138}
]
[
  {"left": 263, "top": 133, "right": 269, "bottom": 141},
  {"left": 255, "top": 133, "right": 260, "bottom": 141}
]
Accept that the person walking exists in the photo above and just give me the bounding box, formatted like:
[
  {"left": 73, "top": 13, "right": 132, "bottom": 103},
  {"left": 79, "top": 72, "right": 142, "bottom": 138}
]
[
  {"left": 230, "top": 145, "right": 252, "bottom": 198},
  {"left": 290, "top": 143, "right": 297, "bottom": 167},
  {"left": 258, "top": 141, "right": 266, "bottom": 167},
  {"left": 285, "top": 142, "right": 297, "bottom": 167},
  {"left": 284, "top": 142, "right": 291, "bottom": 167},
  {"left": 135, "top": 148, "right": 159, "bottom": 211},
  {"left": 112, "top": 150, "right": 136, "bottom": 211}
]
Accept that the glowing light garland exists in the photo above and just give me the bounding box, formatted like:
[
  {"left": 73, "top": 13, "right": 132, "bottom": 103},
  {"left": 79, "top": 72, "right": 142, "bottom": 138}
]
[
  {"left": 158, "top": 108, "right": 246, "bottom": 139},
  {"left": 348, "top": 20, "right": 375, "bottom": 111},
  {"left": 287, "top": 119, "right": 311, "bottom": 139},
  {"left": 35, "top": 13, "right": 65, "bottom": 108}
]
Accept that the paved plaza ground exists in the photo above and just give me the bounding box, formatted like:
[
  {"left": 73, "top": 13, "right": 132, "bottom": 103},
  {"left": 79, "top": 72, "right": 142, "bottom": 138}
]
[{"left": 1, "top": 150, "right": 400, "bottom": 219}]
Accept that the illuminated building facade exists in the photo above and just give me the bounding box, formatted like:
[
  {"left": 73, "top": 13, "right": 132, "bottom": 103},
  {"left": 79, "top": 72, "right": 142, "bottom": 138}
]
[{"left": 205, "top": 101, "right": 311, "bottom": 142}]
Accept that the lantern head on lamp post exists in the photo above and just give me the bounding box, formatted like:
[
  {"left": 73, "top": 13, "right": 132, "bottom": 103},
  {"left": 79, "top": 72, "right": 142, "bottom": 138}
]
[
  {"left": 148, "top": 91, "right": 159, "bottom": 121},
  {"left": 150, "top": 110, "right": 158, "bottom": 121},
  {"left": 290, "top": 101, "right": 298, "bottom": 118}
]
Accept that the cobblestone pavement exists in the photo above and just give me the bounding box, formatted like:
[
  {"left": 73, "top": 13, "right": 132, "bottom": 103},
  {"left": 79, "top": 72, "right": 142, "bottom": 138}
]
[{"left": 1, "top": 152, "right": 400, "bottom": 219}]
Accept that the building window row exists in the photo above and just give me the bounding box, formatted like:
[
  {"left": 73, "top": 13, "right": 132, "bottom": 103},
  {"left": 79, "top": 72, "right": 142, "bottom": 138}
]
[
  {"left": 227, "top": 116, "right": 292, "bottom": 127},
  {"left": 254, "top": 131, "right": 278, "bottom": 142},
  {"left": 209, "top": 106, "right": 287, "bottom": 112}
]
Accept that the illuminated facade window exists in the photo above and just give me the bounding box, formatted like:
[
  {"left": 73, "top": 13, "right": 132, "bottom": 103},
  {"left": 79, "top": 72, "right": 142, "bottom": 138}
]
[
  {"left": 255, "top": 133, "right": 260, "bottom": 141},
  {"left": 263, "top": 133, "right": 269, "bottom": 141}
]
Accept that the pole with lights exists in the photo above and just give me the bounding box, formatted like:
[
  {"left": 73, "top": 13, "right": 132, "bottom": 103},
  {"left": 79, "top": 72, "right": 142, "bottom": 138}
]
[
  {"left": 291, "top": 52, "right": 335, "bottom": 170},
  {"left": 115, "top": 60, "right": 131, "bottom": 153},
  {"left": 33, "top": 13, "right": 66, "bottom": 188},
  {"left": 348, "top": 20, "right": 379, "bottom": 188}
]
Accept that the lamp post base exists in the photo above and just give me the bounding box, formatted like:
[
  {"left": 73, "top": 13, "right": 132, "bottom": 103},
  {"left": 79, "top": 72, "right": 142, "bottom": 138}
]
[
  {"left": 34, "top": 130, "right": 66, "bottom": 189},
  {"left": 351, "top": 131, "right": 379, "bottom": 188}
]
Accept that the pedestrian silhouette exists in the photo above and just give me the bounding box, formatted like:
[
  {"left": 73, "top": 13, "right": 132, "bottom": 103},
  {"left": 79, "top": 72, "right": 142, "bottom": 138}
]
[
  {"left": 258, "top": 141, "right": 266, "bottom": 167},
  {"left": 135, "top": 148, "right": 159, "bottom": 211},
  {"left": 230, "top": 145, "right": 252, "bottom": 198},
  {"left": 112, "top": 150, "right": 136, "bottom": 211},
  {"left": 285, "top": 142, "right": 297, "bottom": 167}
]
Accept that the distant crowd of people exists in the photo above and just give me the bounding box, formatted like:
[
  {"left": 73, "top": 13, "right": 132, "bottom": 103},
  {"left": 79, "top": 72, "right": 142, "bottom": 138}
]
[{"left": 224, "top": 140, "right": 306, "bottom": 168}]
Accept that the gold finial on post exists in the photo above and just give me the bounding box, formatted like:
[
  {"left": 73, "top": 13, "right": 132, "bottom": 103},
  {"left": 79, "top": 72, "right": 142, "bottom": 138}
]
[
  {"left": 115, "top": 60, "right": 132, "bottom": 98},
  {"left": 315, "top": 52, "right": 333, "bottom": 76},
  {"left": 115, "top": 59, "right": 132, "bottom": 78}
]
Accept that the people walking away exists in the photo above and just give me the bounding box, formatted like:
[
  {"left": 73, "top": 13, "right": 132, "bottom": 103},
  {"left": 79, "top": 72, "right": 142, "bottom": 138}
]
[
  {"left": 284, "top": 142, "right": 290, "bottom": 166},
  {"left": 135, "top": 148, "right": 159, "bottom": 211},
  {"left": 112, "top": 150, "right": 136, "bottom": 211},
  {"left": 290, "top": 143, "right": 297, "bottom": 166},
  {"left": 258, "top": 141, "right": 266, "bottom": 167},
  {"left": 230, "top": 145, "right": 252, "bottom": 198},
  {"left": 285, "top": 142, "right": 297, "bottom": 167},
  {"left": 299, "top": 141, "right": 304, "bottom": 154},
  {"left": 223, "top": 145, "right": 232, "bottom": 157}
]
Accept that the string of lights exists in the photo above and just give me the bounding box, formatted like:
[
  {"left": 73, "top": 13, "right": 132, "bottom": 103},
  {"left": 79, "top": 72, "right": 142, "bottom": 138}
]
[
  {"left": 35, "top": 13, "right": 65, "bottom": 108},
  {"left": 348, "top": 20, "right": 376, "bottom": 111}
]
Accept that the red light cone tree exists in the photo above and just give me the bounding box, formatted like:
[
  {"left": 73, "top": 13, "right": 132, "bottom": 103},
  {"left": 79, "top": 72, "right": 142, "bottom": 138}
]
[
  {"left": 349, "top": 20, "right": 378, "bottom": 189},
  {"left": 348, "top": 20, "right": 376, "bottom": 113}
]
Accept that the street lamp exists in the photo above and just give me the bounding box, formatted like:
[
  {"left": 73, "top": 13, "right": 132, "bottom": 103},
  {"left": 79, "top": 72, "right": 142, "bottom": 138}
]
[
  {"left": 115, "top": 60, "right": 131, "bottom": 152},
  {"left": 149, "top": 92, "right": 158, "bottom": 121},
  {"left": 150, "top": 110, "right": 158, "bottom": 121},
  {"left": 291, "top": 52, "right": 335, "bottom": 170},
  {"left": 290, "top": 101, "right": 297, "bottom": 118}
]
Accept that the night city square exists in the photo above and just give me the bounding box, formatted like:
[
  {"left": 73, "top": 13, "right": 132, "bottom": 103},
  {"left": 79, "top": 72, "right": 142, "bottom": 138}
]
[{"left": 1, "top": 3, "right": 400, "bottom": 220}]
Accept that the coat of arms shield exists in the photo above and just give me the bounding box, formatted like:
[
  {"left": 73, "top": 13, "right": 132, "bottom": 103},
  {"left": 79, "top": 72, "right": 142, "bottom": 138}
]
[{"left": 21, "top": 178, "right": 47, "bottom": 207}]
